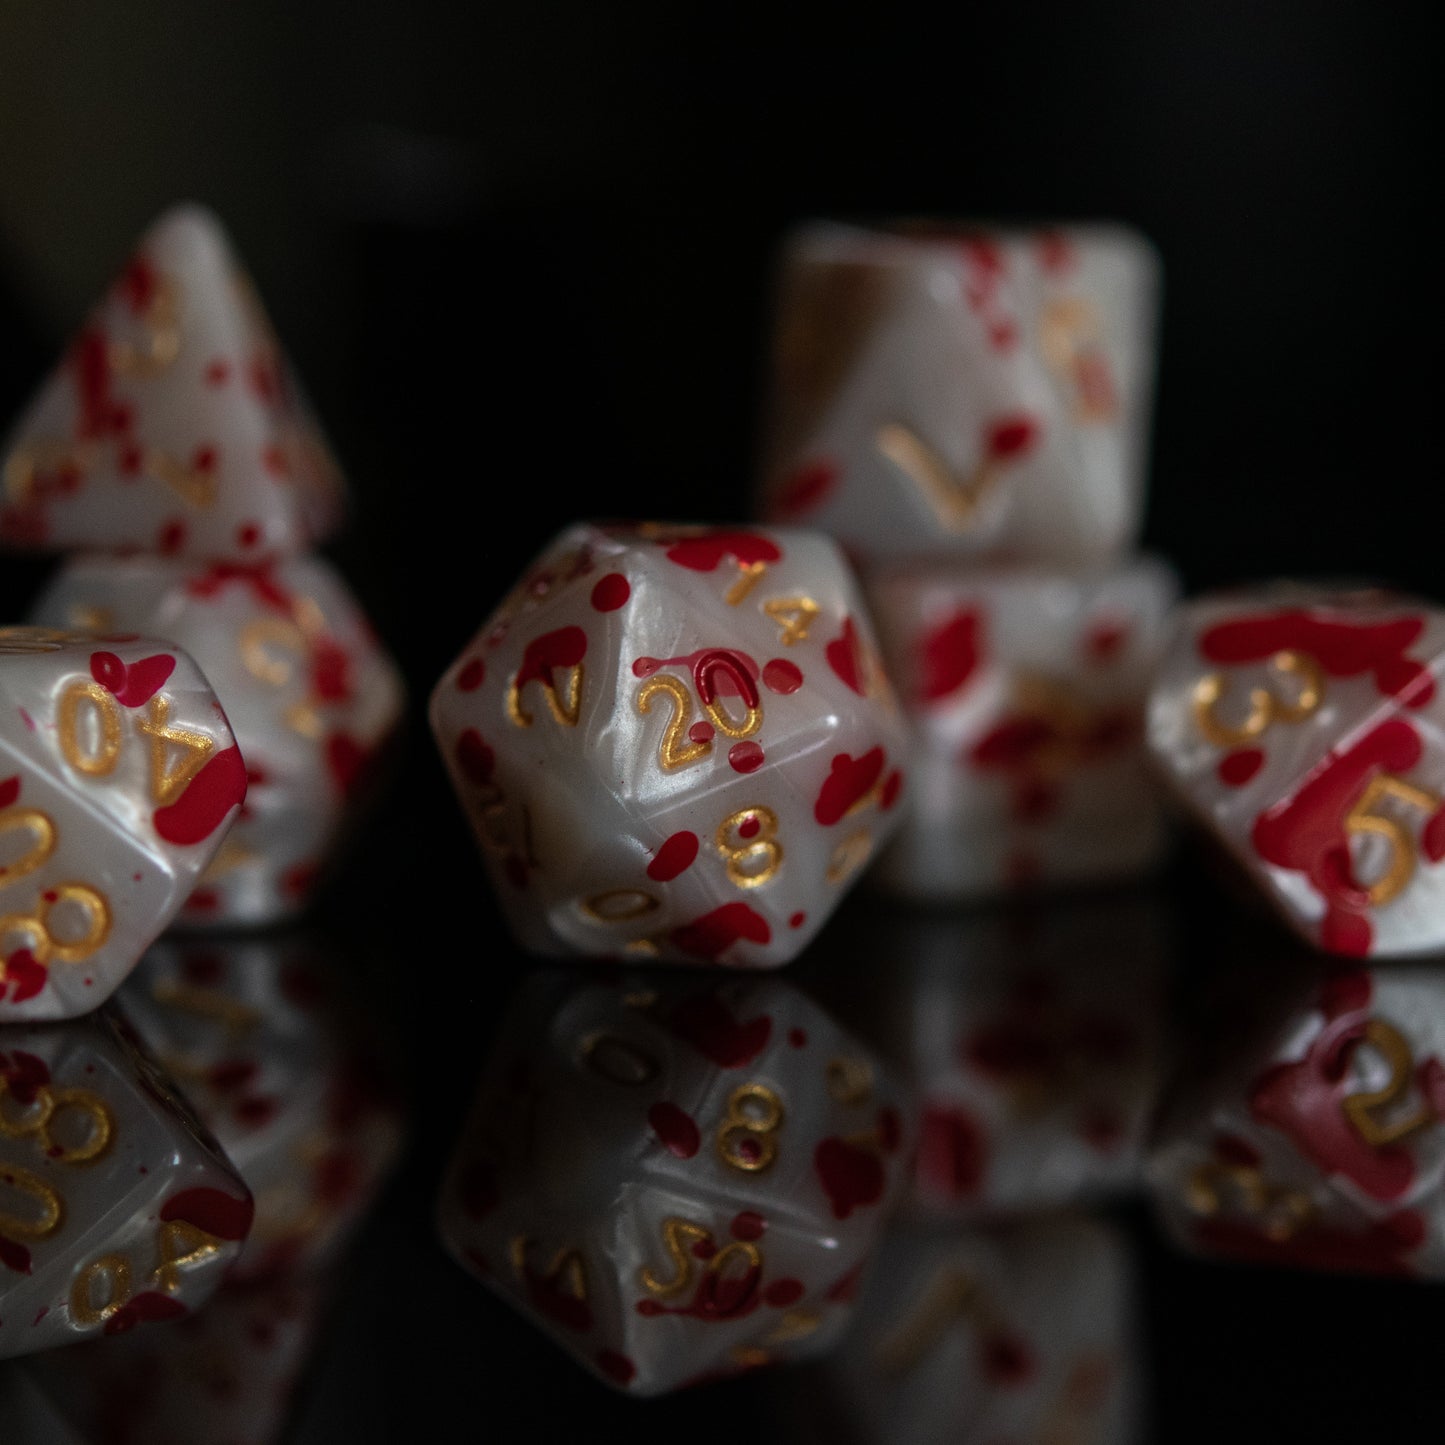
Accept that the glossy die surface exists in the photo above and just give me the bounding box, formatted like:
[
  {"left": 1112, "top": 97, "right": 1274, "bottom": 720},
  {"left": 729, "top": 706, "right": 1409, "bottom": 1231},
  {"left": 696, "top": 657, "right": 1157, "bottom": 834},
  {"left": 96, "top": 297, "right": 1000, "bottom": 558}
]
[
  {"left": 866, "top": 558, "right": 1177, "bottom": 902},
  {"left": 815, "top": 1217, "right": 1142, "bottom": 1445},
  {"left": 1148, "top": 585, "right": 1445, "bottom": 957},
  {"left": 1149, "top": 963, "right": 1445, "bottom": 1278},
  {"left": 437, "top": 973, "right": 911, "bottom": 1395},
  {"left": 0, "top": 1010, "right": 253, "bottom": 1358},
  {"left": 430, "top": 523, "right": 909, "bottom": 966},
  {"left": 1, "top": 628, "right": 246, "bottom": 1020},
  {"left": 31, "top": 555, "right": 405, "bottom": 926},
  {"left": 0, "top": 204, "right": 343, "bottom": 562},
  {"left": 757, "top": 221, "right": 1159, "bottom": 565},
  {"left": 117, "top": 935, "right": 404, "bottom": 1280}
]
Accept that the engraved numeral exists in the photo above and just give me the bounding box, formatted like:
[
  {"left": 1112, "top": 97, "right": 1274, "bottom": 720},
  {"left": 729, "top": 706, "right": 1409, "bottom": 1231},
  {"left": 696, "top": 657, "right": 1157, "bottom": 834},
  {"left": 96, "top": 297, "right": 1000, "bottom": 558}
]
[
  {"left": 1184, "top": 1158, "right": 1315, "bottom": 1242},
  {"left": 876, "top": 423, "right": 997, "bottom": 531},
  {"left": 69, "top": 1253, "right": 133, "bottom": 1326},
  {"left": 151, "top": 1218, "right": 224, "bottom": 1293},
  {"left": 717, "top": 1083, "right": 784, "bottom": 1172},
  {"left": 1345, "top": 774, "right": 1442, "bottom": 906},
  {"left": 1038, "top": 295, "right": 1118, "bottom": 422},
  {"left": 0, "top": 882, "right": 112, "bottom": 966},
  {"left": 637, "top": 674, "right": 711, "bottom": 770},
  {"left": 1192, "top": 649, "right": 1325, "bottom": 748},
  {"left": 136, "top": 695, "right": 216, "bottom": 804},
  {"left": 716, "top": 807, "right": 782, "bottom": 889},
  {"left": 0, "top": 806, "right": 56, "bottom": 885},
  {"left": 58, "top": 680, "right": 123, "bottom": 776},
  {"left": 762, "top": 596, "right": 820, "bottom": 646}
]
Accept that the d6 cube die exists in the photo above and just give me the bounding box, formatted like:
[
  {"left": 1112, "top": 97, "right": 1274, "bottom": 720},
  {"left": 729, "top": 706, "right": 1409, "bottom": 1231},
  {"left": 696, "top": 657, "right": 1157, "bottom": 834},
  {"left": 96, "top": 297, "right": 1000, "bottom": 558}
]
[
  {"left": 0, "top": 1009, "right": 253, "bottom": 1358},
  {"left": 757, "top": 221, "right": 1160, "bottom": 565},
  {"left": 1, "top": 628, "right": 246, "bottom": 1020},
  {"left": 865, "top": 557, "right": 1177, "bottom": 902},
  {"left": 1147, "top": 585, "right": 1445, "bottom": 957},
  {"left": 430, "top": 522, "right": 909, "bottom": 967},
  {"left": 30, "top": 554, "right": 405, "bottom": 927},
  {"left": 0, "top": 204, "right": 343, "bottom": 563},
  {"left": 437, "top": 973, "right": 911, "bottom": 1395}
]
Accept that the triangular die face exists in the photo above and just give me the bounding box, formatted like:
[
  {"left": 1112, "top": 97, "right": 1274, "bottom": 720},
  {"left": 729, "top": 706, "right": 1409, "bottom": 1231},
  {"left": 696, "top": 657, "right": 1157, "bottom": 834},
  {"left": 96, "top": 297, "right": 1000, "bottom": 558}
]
[{"left": 0, "top": 204, "right": 344, "bottom": 562}]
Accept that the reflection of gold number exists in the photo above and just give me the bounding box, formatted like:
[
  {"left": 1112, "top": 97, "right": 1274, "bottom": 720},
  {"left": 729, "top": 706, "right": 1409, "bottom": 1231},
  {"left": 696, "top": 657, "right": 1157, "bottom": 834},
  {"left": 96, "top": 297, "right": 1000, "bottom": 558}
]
[
  {"left": 70, "top": 1253, "right": 133, "bottom": 1326},
  {"left": 0, "top": 807, "right": 56, "bottom": 884},
  {"left": 1185, "top": 1158, "right": 1314, "bottom": 1242},
  {"left": 637, "top": 675, "right": 711, "bottom": 770},
  {"left": 762, "top": 596, "right": 819, "bottom": 645},
  {"left": 717, "top": 808, "right": 782, "bottom": 889},
  {"left": 1343, "top": 1018, "right": 1439, "bottom": 1145},
  {"left": 639, "top": 1216, "right": 761, "bottom": 1299},
  {"left": 1345, "top": 775, "right": 1441, "bottom": 906},
  {"left": 717, "top": 1083, "right": 784, "bottom": 1172},
  {"left": 1192, "top": 649, "right": 1324, "bottom": 747},
  {"left": 580, "top": 1033, "right": 660, "bottom": 1086}
]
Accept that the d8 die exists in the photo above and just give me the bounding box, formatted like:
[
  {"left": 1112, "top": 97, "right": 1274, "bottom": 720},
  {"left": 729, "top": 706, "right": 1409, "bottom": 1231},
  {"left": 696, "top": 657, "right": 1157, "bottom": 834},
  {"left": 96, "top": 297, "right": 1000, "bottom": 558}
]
[
  {"left": 864, "top": 557, "right": 1177, "bottom": 902},
  {"left": 437, "top": 972, "right": 911, "bottom": 1395},
  {"left": 116, "top": 935, "right": 404, "bottom": 1281},
  {"left": 1149, "top": 961, "right": 1445, "bottom": 1278},
  {"left": 430, "top": 522, "right": 909, "bottom": 966},
  {"left": 30, "top": 555, "right": 405, "bottom": 927},
  {"left": 0, "top": 1009, "right": 253, "bottom": 1358},
  {"left": 1147, "top": 585, "right": 1445, "bottom": 957},
  {"left": 756, "top": 221, "right": 1160, "bottom": 565},
  {"left": 1, "top": 628, "right": 246, "bottom": 1020},
  {"left": 0, "top": 204, "right": 343, "bottom": 563}
]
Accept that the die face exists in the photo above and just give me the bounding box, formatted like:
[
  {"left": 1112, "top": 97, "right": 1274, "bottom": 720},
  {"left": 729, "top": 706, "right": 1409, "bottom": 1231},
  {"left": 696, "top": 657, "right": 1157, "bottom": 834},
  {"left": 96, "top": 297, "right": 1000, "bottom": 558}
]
[
  {"left": 1147, "top": 586, "right": 1445, "bottom": 957},
  {"left": 1150, "top": 961, "right": 1445, "bottom": 1278},
  {"left": 0, "top": 630, "right": 246, "bottom": 1020},
  {"left": 865, "top": 557, "right": 1178, "bottom": 902},
  {"left": 115, "top": 936, "right": 404, "bottom": 1281},
  {"left": 430, "top": 523, "right": 910, "bottom": 967},
  {"left": 0, "top": 1010, "right": 252, "bottom": 1358},
  {"left": 0, "top": 204, "right": 344, "bottom": 562},
  {"left": 30, "top": 555, "right": 405, "bottom": 926},
  {"left": 437, "top": 973, "right": 911, "bottom": 1395},
  {"left": 758, "top": 222, "right": 1160, "bottom": 566}
]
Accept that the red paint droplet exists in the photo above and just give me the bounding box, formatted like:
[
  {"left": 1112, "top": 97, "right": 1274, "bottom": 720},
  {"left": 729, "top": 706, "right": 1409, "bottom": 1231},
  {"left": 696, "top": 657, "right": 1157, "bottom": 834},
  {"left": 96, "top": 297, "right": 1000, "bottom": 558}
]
[
  {"left": 596, "top": 1349, "right": 636, "bottom": 1386},
  {"left": 90, "top": 650, "right": 175, "bottom": 706},
  {"left": 764, "top": 1278, "right": 805, "bottom": 1308},
  {"left": 985, "top": 414, "right": 1039, "bottom": 460},
  {"left": 688, "top": 720, "right": 715, "bottom": 745},
  {"left": 236, "top": 522, "right": 260, "bottom": 549},
  {"left": 881, "top": 769, "right": 904, "bottom": 811},
  {"left": 204, "top": 359, "right": 231, "bottom": 386},
  {"left": 1219, "top": 748, "right": 1265, "bottom": 786},
  {"left": 919, "top": 609, "right": 984, "bottom": 701},
  {"left": 590, "top": 573, "right": 631, "bottom": 612},
  {"left": 762, "top": 659, "right": 803, "bottom": 694},
  {"left": 728, "top": 741, "right": 764, "bottom": 773},
  {"left": 815, "top": 748, "right": 885, "bottom": 825},
  {"left": 647, "top": 831, "right": 699, "bottom": 882},
  {"left": 158, "top": 520, "right": 186, "bottom": 554},
  {"left": 1085, "top": 620, "right": 1129, "bottom": 662},
  {"left": 731, "top": 1211, "right": 766, "bottom": 1241},
  {"left": 789, "top": 912, "right": 805, "bottom": 930},
  {"left": 152, "top": 745, "right": 248, "bottom": 844},
  {"left": 789, "top": 1027, "right": 807, "bottom": 1046},
  {"left": 457, "top": 658, "right": 485, "bottom": 691},
  {"left": 737, "top": 814, "right": 761, "bottom": 840},
  {"left": 647, "top": 1101, "right": 701, "bottom": 1158}
]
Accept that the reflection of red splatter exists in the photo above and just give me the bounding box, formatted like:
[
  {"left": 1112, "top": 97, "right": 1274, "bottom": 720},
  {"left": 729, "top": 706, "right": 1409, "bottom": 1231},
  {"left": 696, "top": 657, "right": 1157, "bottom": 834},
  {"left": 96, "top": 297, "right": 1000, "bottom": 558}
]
[
  {"left": 648, "top": 831, "right": 698, "bottom": 882},
  {"left": 664, "top": 994, "right": 772, "bottom": 1065},
  {"left": 670, "top": 904, "right": 771, "bottom": 963},
  {"left": 648, "top": 1101, "right": 701, "bottom": 1158},
  {"left": 1220, "top": 749, "right": 1265, "bottom": 786},
  {"left": 1196, "top": 1209, "right": 1425, "bottom": 1278},
  {"left": 455, "top": 729, "right": 495, "bottom": 787},
  {"left": 153, "top": 745, "right": 248, "bottom": 844},
  {"left": 0, "top": 775, "right": 19, "bottom": 809},
  {"left": 104, "top": 1292, "right": 189, "bottom": 1334},
  {"left": 919, "top": 609, "right": 984, "bottom": 702},
  {"left": 917, "top": 1103, "right": 987, "bottom": 1199},
  {"left": 457, "top": 658, "right": 485, "bottom": 691},
  {"left": 519, "top": 1260, "right": 593, "bottom": 1333},
  {"left": 772, "top": 459, "right": 838, "bottom": 519},
  {"left": 0, "top": 1050, "right": 50, "bottom": 1104},
  {"left": 0, "top": 1235, "right": 32, "bottom": 1274},
  {"left": 815, "top": 1137, "right": 887, "bottom": 1219},
  {"left": 732, "top": 1211, "right": 766, "bottom": 1241},
  {"left": 596, "top": 1350, "right": 636, "bottom": 1385},
  {"left": 765, "top": 1278, "right": 805, "bottom": 1307}
]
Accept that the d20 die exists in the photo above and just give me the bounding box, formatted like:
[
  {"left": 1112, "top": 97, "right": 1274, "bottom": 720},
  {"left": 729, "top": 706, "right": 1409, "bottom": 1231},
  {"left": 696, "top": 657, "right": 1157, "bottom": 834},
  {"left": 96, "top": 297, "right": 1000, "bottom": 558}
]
[
  {"left": 0, "top": 1009, "right": 252, "bottom": 1358},
  {"left": 29, "top": 555, "right": 405, "bottom": 927},
  {"left": 430, "top": 522, "right": 909, "bottom": 967},
  {"left": 1147, "top": 585, "right": 1445, "bottom": 957},
  {"left": 757, "top": 221, "right": 1160, "bottom": 566},
  {"left": 0, "top": 628, "right": 246, "bottom": 1020},
  {"left": 0, "top": 204, "right": 343, "bottom": 562},
  {"left": 865, "top": 557, "right": 1177, "bottom": 902},
  {"left": 437, "top": 972, "right": 911, "bottom": 1394}
]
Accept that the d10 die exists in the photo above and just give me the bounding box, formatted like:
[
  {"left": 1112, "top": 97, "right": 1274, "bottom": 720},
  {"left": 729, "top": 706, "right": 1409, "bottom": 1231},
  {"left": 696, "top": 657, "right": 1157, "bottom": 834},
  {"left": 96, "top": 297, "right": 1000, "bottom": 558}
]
[
  {"left": 116, "top": 935, "right": 404, "bottom": 1281},
  {"left": 30, "top": 555, "right": 405, "bottom": 927},
  {"left": 0, "top": 204, "right": 343, "bottom": 562},
  {"left": 430, "top": 522, "right": 909, "bottom": 966},
  {"left": 0, "top": 628, "right": 246, "bottom": 1020},
  {"left": 1149, "top": 960, "right": 1445, "bottom": 1278},
  {"left": 1147, "top": 585, "right": 1445, "bottom": 957},
  {"left": 437, "top": 972, "right": 911, "bottom": 1395},
  {"left": 864, "top": 557, "right": 1177, "bottom": 902},
  {"left": 813, "top": 1217, "right": 1142, "bottom": 1445},
  {"left": 756, "top": 221, "right": 1160, "bottom": 566},
  {"left": 0, "top": 1009, "right": 253, "bottom": 1358}
]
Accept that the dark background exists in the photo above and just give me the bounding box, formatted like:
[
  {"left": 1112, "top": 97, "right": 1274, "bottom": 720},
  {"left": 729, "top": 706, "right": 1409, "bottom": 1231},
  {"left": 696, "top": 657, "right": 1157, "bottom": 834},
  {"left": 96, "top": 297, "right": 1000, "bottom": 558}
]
[{"left": 1, "top": 4, "right": 1440, "bottom": 1440}]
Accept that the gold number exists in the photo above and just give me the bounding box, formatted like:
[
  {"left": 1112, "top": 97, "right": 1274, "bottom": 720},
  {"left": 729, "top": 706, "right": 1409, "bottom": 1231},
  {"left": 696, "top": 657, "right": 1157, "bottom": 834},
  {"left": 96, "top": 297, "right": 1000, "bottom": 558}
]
[
  {"left": 1342, "top": 1018, "right": 1439, "bottom": 1146},
  {"left": 580, "top": 889, "right": 659, "bottom": 922},
  {"left": 637, "top": 674, "right": 711, "bottom": 770},
  {"left": 716, "top": 1083, "right": 784, "bottom": 1173},
  {"left": 0, "top": 807, "right": 56, "bottom": 886},
  {"left": 69, "top": 1253, "right": 133, "bottom": 1326},
  {"left": 826, "top": 1056, "right": 874, "bottom": 1106},
  {"left": 716, "top": 807, "right": 782, "bottom": 889},
  {"left": 0, "top": 1085, "right": 112, "bottom": 1165},
  {"left": 580, "top": 1033, "right": 660, "bottom": 1086},
  {"left": 239, "top": 615, "right": 329, "bottom": 738},
  {"left": 825, "top": 829, "right": 873, "bottom": 886},
  {"left": 508, "top": 1237, "right": 588, "bottom": 1301},
  {"left": 0, "top": 1164, "right": 64, "bottom": 1240},
  {"left": 1192, "top": 649, "right": 1325, "bottom": 747},
  {"left": 725, "top": 561, "right": 768, "bottom": 606},
  {"left": 151, "top": 1218, "right": 224, "bottom": 1293},
  {"left": 639, "top": 1217, "right": 712, "bottom": 1296},
  {"left": 109, "top": 272, "right": 181, "bottom": 378},
  {"left": 1345, "top": 774, "right": 1442, "bottom": 906},
  {"left": 874, "top": 1267, "right": 979, "bottom": 1374},
  {"left": 57, "top": 680, "right": 123, "bottom": 777},
  {"left": 0, "top": 883, "right": 112, "bottom": 965},
  {"left": 506, "top": 667, "right": 584, "bottom": 729},
  {"left": 135, "top": 695, "right": 217, "bottom": 804},
  {"left": 1185, "top": 1159, "right": 1314, "bottom": 1242},
  {"left": 696, "top": 653, "right": 762, "bottom": 740},
  {"left": 762, "top": 596, "right": 820, "bottom": 645},
  {"left": 0, "top": 626, "right": 75, "bottom": 655},
  {"left": 876, "top": 423, "right": 997, "bottom": 531},
  {"left": 1038, "top": 295, "right": 1117, "bottom": 422}
]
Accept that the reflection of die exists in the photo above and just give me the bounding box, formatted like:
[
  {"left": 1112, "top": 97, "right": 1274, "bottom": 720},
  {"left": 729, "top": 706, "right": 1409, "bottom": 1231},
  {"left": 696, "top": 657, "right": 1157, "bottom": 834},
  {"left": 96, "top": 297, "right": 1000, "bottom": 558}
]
[
  {"left": 430, "top": 522, "right": 909, "bottom": 966},
  {"left": 757, "top": 221, "right": 1160, "bottom": 565},
  {"left": 1, "top": 628, "right": 246, "bottom": 1019},
  {"left": 0, "top": 1009, "right": 252, "bottom": 1358},
  {"left": 1148, "top": 585, "right": 1445, "bottom": 957},
  {"left": 865, "top": 557, "right": 1178, "bottom": 901},
  {"left": 116, "top": 935, "right": 404, "bottom": 1281},
  {"left": 437, "top": 972, "right": 911, "bottom": 1395},
  {"left": 1150, "top": 960, "right": 1445, "bottom": 1278},
  {"left": 0, "top": 204, "right": 343, "bottom": 563},
  {"left": 814, "top": 1216, "right": 1143, "bottom": 1445},
  {"left": 30, "top": 555, "right": 405, "bottom": 926}
]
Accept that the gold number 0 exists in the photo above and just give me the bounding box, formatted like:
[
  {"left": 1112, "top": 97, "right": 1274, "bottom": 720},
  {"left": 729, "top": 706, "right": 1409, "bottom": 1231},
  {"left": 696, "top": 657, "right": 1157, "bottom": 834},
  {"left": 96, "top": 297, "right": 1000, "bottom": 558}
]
[
  {"left": 1192, "top": 649, "right": 1324, "bottom": 747},
  {"left": 1342, "top": 1017, "right": 1439, "bottom": 1146},
  {"left": 57, "top": 682, "right": 122, "bottom": 776}
]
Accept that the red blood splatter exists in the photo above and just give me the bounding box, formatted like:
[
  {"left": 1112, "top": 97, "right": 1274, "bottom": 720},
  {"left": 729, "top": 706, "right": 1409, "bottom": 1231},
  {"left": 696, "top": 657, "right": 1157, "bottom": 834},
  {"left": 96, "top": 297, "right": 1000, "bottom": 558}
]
[
  {"left": 731, "top": 1211, "right": 766, "bottom": 1241},
  {"left": 596, "top": 1350, "right": 636, "bottom": 1385},
  {"left": 1037, "top": 230, "right": 1077, "bottom": 272},
  {"left": 881, "top": 770, "right": 903, "bottom": 810},
  {"left": 457, "top": 658, "right": 486, "bottom": 691},
  {"left": 1424, "top": 810, "right": 1445, "bottom": 864},
  {"left": 983, "top": 1331, "right": 1037, "bottom": 1386},
  {"left": 917, "top": 1103, "right": 988, "bottom": 1198},
  {"left": 104, "top": 1292, "right": 189, "bottom": 1334},
  {"left": 729, "top": 742, "right": 765, "bottom": 773},
  {"left": 1085, "top": 620, "right": 1129, "bottom": 662},
  {"left": 825, "top": 617, "right": 867, "bottom": 695},
  {"left": 764, "top": 1278, "right": 805, "bottom": 1307},
  {"left": 789, "top": 913, "right": 805, "bottom": 929},
  {"left": 647, "top": 832, "right": 698, "bottom": 882},
  {"left": 263, "top": 443, "right": 289, "bottom": 476},
  {"left": 325, "top": 732, "right": 368, "bottom": 794},
  {"left": 772, "top": 458, "right": 838, "bottom": 519},
  {"left": 0, "top": 1236, "right": 32, "bottom": 1274},
  {"left": 827, "top": 1265, "right": 865, "bottom": 1303},
  {"left": 186, "top": 561, "right": 295, "bottom": 613},
  {"left": 648, "top": 1101, "right": 701, "bottom": 1158},
  {"left": 664, "top": 994, "right": 772, "bottom": 1065},
  {"left": 737, "top": 815, "right": 761, "bottom": 840},
  {"left": 1215, "top": 1133, "right": 1264, "bottom": 1169},
  {"left": 310, "top": 638, "right": 353, "bottom": 702},
  {"left": 0, "top": 1051, "right": 50, "bottom": 1103},
  {"left": 1220, "top": 749, "right": 1265, "bottom": 786},
  {"left": 789, "top": 1027, "right": 807, "bottom": 1046},
  {"left": 160, "top": 1187, "right": 254, "bottom": 1240},
  {"left": 157, "top": 520, "right": 187, "bottom": 554},
  {"left": 1199, "top": 610, "right": 1434, "bottom": 706},
  {"left": 153, "top": 745, "right": 248, "bottom": 844},
  {"left": 0, "top": 950, "right": 47, "bottom": 1003},
  {"left": 281, "top": 864, "right": 320, "bottom": 900},
  {"left": 762, "top": 659, "right": 803, "bottom": 694},
  {"left": 236, "top": 523, "right": 260, "bottom": 549},
  {"left": 815, "top": 747, "right": 885, "bottom": 825},
  {"left": 590, "top": 573, "right": 631, "bottom": 611},
  {"left": 670, "top": 902, "right": 771, "bottom": 961},
  {"left": 632, "top": 647, "right": 761, "bottom": 698},
  {"left": 1196, "top": 1210, "right": 1425, "bottom": 1278},
  {"left": 455, "top": 729, "right": 495, "bottom": 787},
  {"left": 877, "top": 1106, "right": 903, "bottom": 1153},
  {"left": 514, "top": 625, "right": 588, "bottom": 698},
  {"left": 919, "top": 609, "right": 985, "bottom": 702},
  {"left": 90, "top": 651, "right": 176, "bottom": 706},
  {"left": 635, "top": 1246, "right": 762, "bottom": 1321},
  {"left": 119, "top": 256, "right": 159, "bottom": 311},
  {"left": 119, "top": 443, "right": 143, "bottom": 476},
  {"left": 662, "top": 530, "right": 782, "bottom": 574},
  {"left": 0, "top": 776, "right": 18, "bottom": 809},
  {"left": 204, "top": 358, "right": 231, "bottom": 386},
  {"left": 815, "top": 1137, "right": 887, "bottom": 1219},
  {"left": 688, "top": 721, "right": 715, "bottom": 745},
  {"left": 208, "top": 1058, "right": 257, "bottom": 1092},
  {"left": 985, "top": 415, "right": 1039, "bottom": 461}
]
